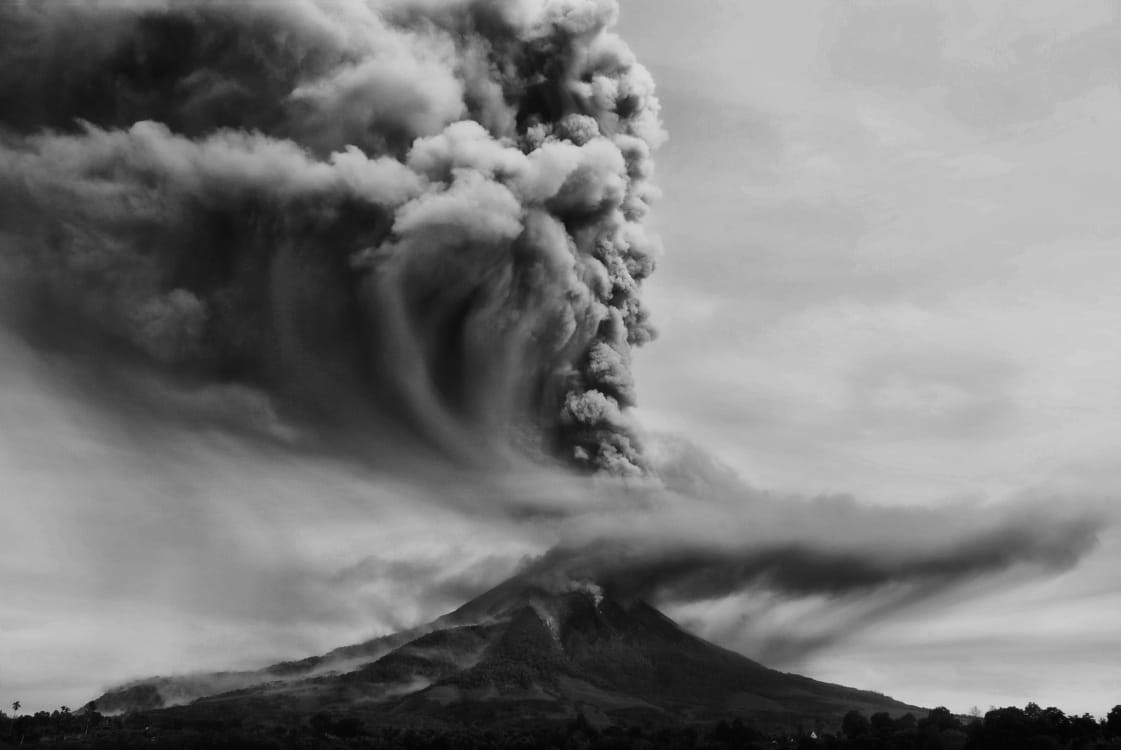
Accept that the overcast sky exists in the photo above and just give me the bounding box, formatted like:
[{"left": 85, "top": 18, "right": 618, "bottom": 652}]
[
  {"left": 2, "top": 0, "right": 1120, "bottom": 719},
  {"left": 621, "top": 0, "right": 1121, "bottom": 714}
]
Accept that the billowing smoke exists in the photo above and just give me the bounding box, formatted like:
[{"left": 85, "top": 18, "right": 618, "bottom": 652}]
[
  {"left": 0, "top": 0, "right": 663, "bottom": 474},
  {"left": 1, "top": 3, "right": 1113, "bottom": 712}
]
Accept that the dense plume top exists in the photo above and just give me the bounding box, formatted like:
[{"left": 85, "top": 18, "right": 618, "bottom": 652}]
[{"left": 0, "top": 0, "right": 664, "bottom": 473}]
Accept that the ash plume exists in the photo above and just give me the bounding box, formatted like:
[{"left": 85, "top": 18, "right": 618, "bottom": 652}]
[
  {"left": 2, "top": 5, "right": 1113, "bottom": 708},
  {"left": 487, "top": 442, "right": 1109, "bottom": 661},
  {"left": 528, "top": 518, "right": 1100, "bottom": 604},
  {"left": 0, "top": 0, "right": 663, "bottom": 473}
]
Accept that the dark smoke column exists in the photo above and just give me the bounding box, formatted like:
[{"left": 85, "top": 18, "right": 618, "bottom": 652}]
[{"left": 0, "top": 0, "right": 664, "bottom": 474}]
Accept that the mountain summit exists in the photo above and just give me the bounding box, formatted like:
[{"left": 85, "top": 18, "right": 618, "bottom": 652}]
[{"left": 94, "top": 574, "right": 918, "bottom": 728}]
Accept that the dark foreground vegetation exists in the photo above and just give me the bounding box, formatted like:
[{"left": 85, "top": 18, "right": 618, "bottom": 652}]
[{"left": 3, "top": 702, "right": 1121, "bottom": 749}]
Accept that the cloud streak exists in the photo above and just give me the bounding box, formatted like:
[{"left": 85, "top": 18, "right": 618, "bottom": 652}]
[{"left": 523, "top": 439, "right": 1106, "bottom": 602}]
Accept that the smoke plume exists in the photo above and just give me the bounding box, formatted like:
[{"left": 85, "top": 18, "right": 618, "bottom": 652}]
[
  {"left": 0, "top": 0, "right": 663, "bottom": 473},
  {"left": 530, "top": 516, "right": 1100, "bottom": 604},
  {"left": 1, "top": 4, "right": 1112, "bottom": 708},
  {"left": 502, "top": 442, "right": 1108, "bottom": 661}
]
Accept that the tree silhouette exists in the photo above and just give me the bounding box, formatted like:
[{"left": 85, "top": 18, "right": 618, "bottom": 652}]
[
  {"left": 9, "top": 701, "right": 18, "bottom": 715},
  {"left": 870, "top": 711, "right": 894, "bottom": 734},
  {"left": 1106, "top": 704, "right": 1121, "bottom": 738},
  {"left": 842, "top": 709, "right": 871, "bottom": 739}
]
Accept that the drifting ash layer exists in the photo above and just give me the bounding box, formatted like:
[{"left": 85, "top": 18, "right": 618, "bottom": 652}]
[{"left": 0, "top": 0, "right": 664, "bottom": 473}]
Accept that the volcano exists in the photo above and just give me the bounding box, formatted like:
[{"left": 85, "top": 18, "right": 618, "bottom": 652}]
[{"left": 93, "top": 574, "right": 919, "bottom": 729}]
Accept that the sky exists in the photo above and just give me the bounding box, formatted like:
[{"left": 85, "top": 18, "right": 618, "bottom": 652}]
[
  {"left": 620, "top": 0, "right": 1121, "bottom": 714},
  {"left": 1, "top": 0, "right": 1120, "bottom": 720}
]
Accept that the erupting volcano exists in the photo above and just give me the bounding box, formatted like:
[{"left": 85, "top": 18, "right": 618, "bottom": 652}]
[
  {"left": 2, "top": 0, "right": 1114, "bottom": 733},
  {"left": 94, "top": 570, "right": 918, "bottom": 728}
]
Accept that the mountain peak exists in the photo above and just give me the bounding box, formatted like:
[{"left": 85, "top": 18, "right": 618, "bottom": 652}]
[{"left": 445, "top": 570, "right": 607, "bottom": 624}]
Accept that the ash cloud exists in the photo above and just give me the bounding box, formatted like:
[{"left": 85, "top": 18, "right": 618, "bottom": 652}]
[
  {"left": 1, "top": 2, "right": 1114, "bottom": 711},
  {"left": 0, "top": 0, "right": 663, "bottom": 473},
  {"left": 531, "top": 517, "right": 1099, "bottom": 603},
  {"left": 502, "top": 440, "right": 1108, "bottom": 660}
]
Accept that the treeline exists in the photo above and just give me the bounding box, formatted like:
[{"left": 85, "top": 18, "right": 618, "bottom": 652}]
[
  {"left": 828, "top": 703, "right": 1121, "bottom": 750},
  {"left": 3, "top": 702, "right": 1121, "bottom": 749}
]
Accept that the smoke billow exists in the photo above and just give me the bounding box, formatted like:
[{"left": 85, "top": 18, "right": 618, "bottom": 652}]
[
  {"left": 0, "top": 0, "right": 663, "bottom": 473},
  {"left": 0, "top": 3, "right": 1112, "bottom": 700},
  {"left": 503, "top": 445, "right": 1108, "bottom": 660},
  {"left": 529, "top": 515, "right": 1101, "bottom": 604}
]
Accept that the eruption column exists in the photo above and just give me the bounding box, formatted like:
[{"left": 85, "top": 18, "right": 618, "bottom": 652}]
[{"left": 0, "top": 0, "right": 665, "bottom": 474}]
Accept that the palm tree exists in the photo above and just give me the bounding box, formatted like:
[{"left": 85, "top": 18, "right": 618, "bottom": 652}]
[{"left": 10, "top": 701, "right": 19, "bottom": 715}]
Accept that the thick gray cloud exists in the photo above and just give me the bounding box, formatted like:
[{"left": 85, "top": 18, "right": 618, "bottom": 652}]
[{"left": 0, "top": 0, "right": 664, "bottom": 474}]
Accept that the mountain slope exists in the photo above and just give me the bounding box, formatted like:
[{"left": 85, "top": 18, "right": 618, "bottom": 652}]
[{"left": 94, "top": 575, "right": 921, "bottom": 727}]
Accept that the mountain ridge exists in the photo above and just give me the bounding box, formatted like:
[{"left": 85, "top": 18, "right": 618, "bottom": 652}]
[{"left": 93, "top": 574, "right": 922, "bottom": 728}]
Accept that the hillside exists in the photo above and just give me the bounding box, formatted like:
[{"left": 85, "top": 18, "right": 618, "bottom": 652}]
[{"left": 94, "top": 574, "right": 921, "bottom": 730}]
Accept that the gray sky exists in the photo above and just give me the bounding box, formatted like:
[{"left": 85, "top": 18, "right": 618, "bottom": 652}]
[
  {"left": 620, "top": 0, "right": 1121, "bottom": 713},
  {"left": 2, "top": 0, "right": 1120, "bottom": 719}
]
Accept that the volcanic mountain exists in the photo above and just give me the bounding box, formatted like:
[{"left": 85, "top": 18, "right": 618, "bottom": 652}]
[{"left": 94, "top": 574, "right": 919, "bottom": 729}]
